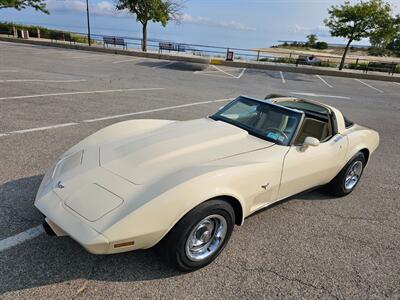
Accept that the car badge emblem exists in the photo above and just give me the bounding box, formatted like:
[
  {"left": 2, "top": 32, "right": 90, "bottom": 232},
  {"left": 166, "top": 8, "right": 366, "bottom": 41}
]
[{"left": 261, "top": 183, "right": 270, "bottom": 190}]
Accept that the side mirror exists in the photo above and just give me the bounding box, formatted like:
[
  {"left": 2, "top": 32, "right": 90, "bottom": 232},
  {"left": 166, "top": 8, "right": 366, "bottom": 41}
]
[{"left": 301, "top": 137, "right": 320, "bottom": 151}]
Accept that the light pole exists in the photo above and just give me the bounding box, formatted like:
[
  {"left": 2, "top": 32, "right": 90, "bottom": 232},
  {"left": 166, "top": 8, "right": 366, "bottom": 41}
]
[{"left": 86, "top": 0, "right": 91, "bottom": 46}]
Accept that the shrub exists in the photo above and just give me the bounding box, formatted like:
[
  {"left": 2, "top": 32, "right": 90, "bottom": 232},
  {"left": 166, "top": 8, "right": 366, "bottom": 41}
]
[
  {"left": 347, "top": 62, "right": 368, "bottom": 70},
  {"left": 0, "top": 22, "right": 93, "bottom": 44},
  {"left": 368, "top": 47, "right": 387, "bottom": 56},
  {"left": 314, "top": 42, "right": 328, "bottom": 50}
]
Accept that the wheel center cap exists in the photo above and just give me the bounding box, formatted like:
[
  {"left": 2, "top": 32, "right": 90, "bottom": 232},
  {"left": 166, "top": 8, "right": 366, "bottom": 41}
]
[{"left": 200, "top": 230, "right": 212, "bottom": 243}]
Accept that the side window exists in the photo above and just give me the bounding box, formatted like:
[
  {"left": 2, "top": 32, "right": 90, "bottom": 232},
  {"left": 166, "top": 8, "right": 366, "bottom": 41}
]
[{"left": 294, "top": 114, "right": 334, "bottom": 145}]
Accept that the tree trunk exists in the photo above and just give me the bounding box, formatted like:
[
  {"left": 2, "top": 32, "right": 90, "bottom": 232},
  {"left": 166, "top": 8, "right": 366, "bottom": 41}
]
[
  {"left": 339, "top": 38, "right": 353, "bottom": 71},
  {"left": 142, "top": 22, "right": 147, "bottom": 52}
]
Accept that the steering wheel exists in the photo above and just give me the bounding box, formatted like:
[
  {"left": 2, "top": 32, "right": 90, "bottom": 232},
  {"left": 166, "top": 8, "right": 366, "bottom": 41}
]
[{"left": 266, "top": 127, "right": 288, "bottom": 140}]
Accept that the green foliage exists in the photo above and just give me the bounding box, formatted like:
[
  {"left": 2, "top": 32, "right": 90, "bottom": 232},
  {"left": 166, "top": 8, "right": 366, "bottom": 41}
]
[
  {"left": 387, "top": 38, "right": 400, "bottom": 53},
  {"left": 347, "top": 62, "right": 368, "bottom": 70},
  {"left": 115, "top": 0, "right": 176, "bottom": 26},
  {"left": 0, "top": 0, "right": 48, "bottom": 13},
  {"left": 315, "top": 41, "right": 328, "bottom": 49},
  {"left": 368, "top": 46, "right": 388, "bottom": 56},
  {"left": 306, "top": 34, "right": 318, "bottom": 46},
  {"left": 115, "top": 0, "right": 181, "bottom": 51},
  {"left": 325, "top": 0, "right": 392, "bottom": 42},
  {"left": 324, "top": 0, "right": 393, "bottom": 69},
  {"left": 385, "top": 15, "right": 400, "bottom": 55},
  {"left": 0, "top": 22, "right": 90, "bottom": 43}
]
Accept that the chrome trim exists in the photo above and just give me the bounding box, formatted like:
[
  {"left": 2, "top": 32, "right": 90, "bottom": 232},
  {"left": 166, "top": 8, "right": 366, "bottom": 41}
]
[
  {"left": 185, "top": 214, "right": 227, "bottom": 262},
  {"left": 344, "top": 160, "right": 363, "bottom": 190}
]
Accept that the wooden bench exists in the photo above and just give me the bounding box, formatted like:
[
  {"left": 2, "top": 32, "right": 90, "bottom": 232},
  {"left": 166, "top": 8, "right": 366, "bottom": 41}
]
[
  {"left": 159, "top": 42, "right": 186, "bottom": 53},
  {"left": 365, "top": 62, "right": 397, "bottom": 75},
  {"left": 103, "top": 36, "right": 127, "bottom": 50},
  {"left": 50, "top": 31, "right": 72, "bottom": 42}
]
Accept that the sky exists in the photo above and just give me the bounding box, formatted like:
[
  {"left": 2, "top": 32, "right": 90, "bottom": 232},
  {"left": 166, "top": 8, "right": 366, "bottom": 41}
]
[{"left": 0, "top": 0, "right": 399, "bottom": 48}]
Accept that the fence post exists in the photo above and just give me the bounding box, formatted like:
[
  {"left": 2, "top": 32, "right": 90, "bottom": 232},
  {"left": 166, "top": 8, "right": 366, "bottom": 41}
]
[
  {"left": 355, "top": 58, "right": 359, "bottom": 68},
  {"left": 257, "top": 50, "right": 260, "bottom": 61},
  {"left": 36, "top": 28, "right": 41, "bottom": 39},
  {"left": 12, "top": 26, "right": 17, "bottom": 37}
]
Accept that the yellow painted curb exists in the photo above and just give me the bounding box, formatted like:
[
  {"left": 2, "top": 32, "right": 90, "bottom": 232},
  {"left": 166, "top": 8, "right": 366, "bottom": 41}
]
[{"left": 210, "top": 58, "right": 223, "bottom": 65}]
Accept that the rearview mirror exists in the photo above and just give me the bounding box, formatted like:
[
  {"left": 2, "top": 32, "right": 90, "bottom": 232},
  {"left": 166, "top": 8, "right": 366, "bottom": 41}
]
[{"left": 301, "top": 137, "right": 320, "bottom": 151}]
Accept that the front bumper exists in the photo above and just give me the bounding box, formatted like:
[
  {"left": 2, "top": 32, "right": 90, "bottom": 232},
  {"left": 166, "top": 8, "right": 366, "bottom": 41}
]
[{"left": 35, "top": 191, "right": 110, "bottom": 254}]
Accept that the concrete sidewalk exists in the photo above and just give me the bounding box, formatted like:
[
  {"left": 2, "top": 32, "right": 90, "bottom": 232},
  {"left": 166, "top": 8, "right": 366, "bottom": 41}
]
[{"left": 1, "top": 35, "right": 399, "bottom": 82}]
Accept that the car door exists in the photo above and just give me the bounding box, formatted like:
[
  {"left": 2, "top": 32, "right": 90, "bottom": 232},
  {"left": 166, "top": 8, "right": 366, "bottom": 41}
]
[{"left": 277, "top": 134, "right": 348, "bottom": 200}]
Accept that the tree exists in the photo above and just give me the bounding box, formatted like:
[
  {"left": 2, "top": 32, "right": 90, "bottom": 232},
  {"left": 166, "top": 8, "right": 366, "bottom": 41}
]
[
  {"left": 369, "top": 15, "right": 397, "bottom": 53},
  {"left": 0, "top": 0, "right": 49, "bottom": 14},
  {"left": 306, "top": 34, "right": 318, "bottom": 47},
  {"left": 116, "top": 0, "right": 182, "bottom": 52},
  {"left": 324, "top": 0, "right": 392, "bottom": 70},
  {"left": 386, "top": 15, "right": 400, "bottom": 54}
]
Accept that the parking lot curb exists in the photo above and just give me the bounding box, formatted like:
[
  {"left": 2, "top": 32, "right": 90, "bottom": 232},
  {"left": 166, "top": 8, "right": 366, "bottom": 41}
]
[{"left": 1, "top": 36, "right": 399, "bottom": 83}]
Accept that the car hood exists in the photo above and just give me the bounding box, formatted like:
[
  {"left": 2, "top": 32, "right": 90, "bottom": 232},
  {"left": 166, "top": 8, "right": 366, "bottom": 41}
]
[{"left": 100, "top": 118, "right": 273, "bottom": 184}]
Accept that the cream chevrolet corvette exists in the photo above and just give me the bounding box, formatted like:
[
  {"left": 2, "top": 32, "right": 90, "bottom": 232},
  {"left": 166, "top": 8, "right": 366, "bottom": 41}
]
[{"left": 35, "top": 95, "right": 379, "bottom": 271}]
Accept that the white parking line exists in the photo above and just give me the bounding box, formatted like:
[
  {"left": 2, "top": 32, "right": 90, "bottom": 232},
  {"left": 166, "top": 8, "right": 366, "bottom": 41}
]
[
  {"left": 354, "top": 79, "right": 384, "bottom": 93},
  {"left": 8, "top": 122, "right": 79, "bottom": 135},
  {"left": 291, "top": 92, "right": 351, "bottom": 99},
  {"left": 237, "top": 68, "right": 246, "bottom": 79},
  {"left": 0, "top": 79, "right": 87, "bottom": 83},
  {"left": 316, "top": 75, "right": 333, "bottom": 88},
  {"left": 0, "top": 70, "right": 19, "bottom": 73},
  {"left": 83, "top": 98, "right": 232, "bottom": 123},
  {"left": 112, "top": 58, "right": 143, "bottom": 64},
  {"left": 279, "top": 71, "right": 286, "bottom": 84},
  {"left": 152, "top": 61, "right": 175, "bottom": 69},
  {"left": 393, "top": 82, "right": 400, "bottom": 86},
  {"left": 0, "top": 98, "right": 232, "bottom": 137},
  {"left": 0, "top": 225, "right": 44, "bottom": 252},
  {"left": 194, "top": 72, "right": 237, "bottom": 79},
  {"left": 0, "top": 87, "right": 164, "bottom": 101},
  {"left": 211, "top": 65, "right": 238, "bottom": 78}
]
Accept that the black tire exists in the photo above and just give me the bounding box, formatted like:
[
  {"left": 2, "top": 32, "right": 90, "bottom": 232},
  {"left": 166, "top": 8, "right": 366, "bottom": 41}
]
[
  {"left": 158, "top": 199, "right": 235, "bottom": 272},
  {"left": 326, "top": 152, "right": 365, "bottom": 197}
]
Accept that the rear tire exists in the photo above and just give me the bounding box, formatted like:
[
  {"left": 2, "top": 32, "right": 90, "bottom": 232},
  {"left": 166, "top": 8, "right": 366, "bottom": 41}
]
[
  {"left": 326, "top": 152, "right": 365, "bottom": 197},
  {"left": 158, "top": 199, "right": 235, "bottom": 272}
]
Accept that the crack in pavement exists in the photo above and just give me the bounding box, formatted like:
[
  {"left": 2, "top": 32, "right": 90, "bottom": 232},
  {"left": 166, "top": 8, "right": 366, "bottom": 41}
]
[{"left": 226, "top": 261, "right": 342, "bottom": 299}]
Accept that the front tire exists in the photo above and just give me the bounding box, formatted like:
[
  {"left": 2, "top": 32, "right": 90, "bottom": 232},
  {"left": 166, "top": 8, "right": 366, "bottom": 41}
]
[
  {"left": 326, "top": 152, "right": 365, "bottom": 197},
  {"left": 159, "top": 199, "right": 235, "bottom": 272}
]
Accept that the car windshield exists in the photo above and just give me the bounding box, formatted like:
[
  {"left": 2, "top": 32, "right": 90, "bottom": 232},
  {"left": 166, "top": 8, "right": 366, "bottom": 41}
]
[{"left": 211, "top": 97, "right": 304, "bottom": 146}]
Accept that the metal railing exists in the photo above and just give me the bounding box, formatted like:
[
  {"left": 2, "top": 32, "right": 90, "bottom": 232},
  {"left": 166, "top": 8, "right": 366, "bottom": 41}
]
[{"left": 2, "top": 28, "right": 399, "bottom": 74}]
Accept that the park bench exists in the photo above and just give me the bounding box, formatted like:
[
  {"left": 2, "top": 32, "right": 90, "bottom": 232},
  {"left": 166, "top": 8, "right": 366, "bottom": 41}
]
[
  {"left": 103, "top": 36, "right": 127, "bottom": 50},
  {"left": 50, "top": 32, "right": 72, "bottom": 42},
  {"left": 364, "top": 62, "right": 397, "bottom": 75},
  {"left": 159, "top": 42, "right": 186, "bottom": 53},
  {"left": 0, "top": 28, "right": 12, "bottom": 37}
]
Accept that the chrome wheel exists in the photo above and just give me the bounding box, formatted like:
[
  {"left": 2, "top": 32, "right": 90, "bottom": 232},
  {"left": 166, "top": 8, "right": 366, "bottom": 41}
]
[
  {"left": 344, "top": 161, "right": 363, "bottom": 190},
  {"left": 185, "top": 214, "right": 227, "bottom": 262}
]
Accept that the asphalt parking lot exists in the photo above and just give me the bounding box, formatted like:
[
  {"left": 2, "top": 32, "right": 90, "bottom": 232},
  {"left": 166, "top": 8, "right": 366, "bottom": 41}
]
[{"left": 0, "top": 40, "right": 399, "bottom": 299}]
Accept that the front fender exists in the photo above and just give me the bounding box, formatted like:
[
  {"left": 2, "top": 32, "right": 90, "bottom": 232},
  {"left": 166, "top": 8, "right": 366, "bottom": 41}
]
[{"left": 100, "top": 159, "right": 283, "bottom": 250}]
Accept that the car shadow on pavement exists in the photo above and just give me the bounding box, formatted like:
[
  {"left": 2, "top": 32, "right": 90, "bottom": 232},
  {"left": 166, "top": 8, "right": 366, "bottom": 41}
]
[
  {"left": 247, "top": 187, "right": 335, "bottom": 219},
  {"left": 0, "top": 175, "right": 181, "bottom": 295},
  {"left": 0, "top": 175, "right": 333, "bottom": 295}
]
